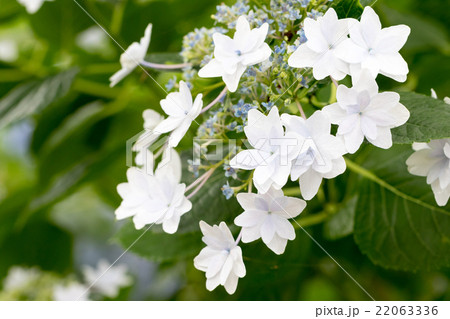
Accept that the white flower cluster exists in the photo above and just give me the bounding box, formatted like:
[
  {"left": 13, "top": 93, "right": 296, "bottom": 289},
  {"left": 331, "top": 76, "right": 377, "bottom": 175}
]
[
  {"left": 231, "top": 7, "right": 410, "bottom": 201},
  {"left": 54, "top": 260, "right": 132, "bottom": 301},
  {"left": 111, "top": 4, "right": 420, "bottom": 294},
  {"left": 1, "top": 261, "right": 131, "bottom": 301}
]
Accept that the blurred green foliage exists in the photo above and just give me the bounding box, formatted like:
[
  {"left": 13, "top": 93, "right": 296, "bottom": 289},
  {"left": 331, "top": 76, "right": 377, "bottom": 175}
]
[{"left": 0, "top": 0, "right": 449, "bottom": 300}]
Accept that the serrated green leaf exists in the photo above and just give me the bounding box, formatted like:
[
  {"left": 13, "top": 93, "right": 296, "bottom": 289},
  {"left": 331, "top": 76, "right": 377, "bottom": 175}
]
[
  {"left": 114, "top": 220, "right": 202, "bottom": 262},
  {"left": 349, "top": 145, "right": 450, "bottom": 271},
  {"left": 332, "top": 0, "right": 364, "bottom": 19},
  {"left": 0, "top": 69, "right": 78, "bottom": 129},
  {"left": 323, "top": 196, "right": 357, "bottom": 240},
  {"left": 392, "top": 92, "right": 450, "bottom": 144}
]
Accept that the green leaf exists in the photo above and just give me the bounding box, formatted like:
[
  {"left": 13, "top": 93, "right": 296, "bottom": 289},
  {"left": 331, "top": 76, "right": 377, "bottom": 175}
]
[
  {"left": 0, "top": 69, "right": 78, "bottom": 129},
  {"left": 114, "top": 220, "right": 202, "bottom": 262},
  {"left": 349, "top": 145, "right": 450, "bottom": 271},
  {"left": 331, "top": 0, "right": 364, "bottom": 19},
  {"left": 392, "top": 92, "right": 450, "bottom": 144},
  {"left": 323, "top": 196, "right": 357, "bottom": 240}
]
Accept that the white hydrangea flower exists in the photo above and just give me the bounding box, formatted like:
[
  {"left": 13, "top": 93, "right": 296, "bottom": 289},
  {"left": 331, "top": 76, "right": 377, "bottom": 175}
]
[
  {"left": 335, "top": 7, "right": 411, "bottom": 82},
  {"left": 110, "top": 24, "right": 152, "bottom": 87},
  {"left": 230, "top": 107, "right": 299, "bottom": 194},
  {"left": 198, "top": 16, "right": 272, "bottom": 92},
  {"left": 406, "top": 139, "right": 450, "bottom": 207},
  {"left": 133, "top": 109, "right": 164, "bottom": 167},
  {"left": 407, "top": 92, "right": 450, "bottom": 207},
  {"left": 53, "top": 282, "right": 89, "bottom": 301},
  {"left": 288, "top": 8, "right": 354, "bottom": 81},
  {"left": 235, "top": 187, "right": 306, "bottom": 255},
  {"left": 322, "top": 70, "right": 410, "bottom": 154},
  {"left": 282, "top": 111, "right": 347, "bottom": 200},
  {"left": 82, "top": 260, "right": 132, "bottom": 298},
  {"left": 17, "top": 0, "right": 53, "bottom": 14},
  {"left": 194, "top": 221, "right": 246, "bottom": 294},
  {"left": 154, "top": 81, "right": 203, "bottom": 148},
  {"left": 115, "top": 148, "right": 192, "bottom": 233}
]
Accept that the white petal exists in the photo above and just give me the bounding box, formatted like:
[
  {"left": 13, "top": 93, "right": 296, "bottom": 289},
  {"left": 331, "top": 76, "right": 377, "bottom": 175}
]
[
  {"left": 288, "top": 44, "right": 319, "bottom": 68},
  {"left": 230, "top": 149, "right": 267, "bottom": 170},
  {"left": 230, "top": 246, "right": 246, "bottom": 277},
  {"left": 431, "top": 180, "right": 450, "bottom": 207},
  {"left": 376, "top": 53, "right": 409, "bottom": 78},
  {"left": 234, "top": 210, "right": 266, "bottom": 228},
  {"left": 223, "top": 273, "right": 239, "bottom": 295},
  {"left": 241, "top": 225, "right": 262, "bottom": 243},
  {"left": 336, "top": 38, "right": 367, "bottom": 65},
  {"left": 260, "top": 219, "right": 275, "bottom": 244},
  {"left": 266, "top": 233, "right": 288, "bottom": 255},
  {"left": 162, "top": 214, "right": 181, "bottom": 234},
  {"left": 168, "top": 118, "right": 193, "bottom": 147},
  {"left": 198, "top": 59, "right": 224, "bottom": 78},
  {"left": 273, "top": 197, "right": 306, "bottom": 219},
  {"left": 222, "top": 64, "right": 246, "bottom": 92},
  {"left": 367, "top": 126, "right": 393, "bottom": 149},
  {"left": 342, "top": 123, "right": 364, "bottom": 154},
  {"left": 299, "top": 169, "right": 323, "bottom": 200},
  {"left": 377, "top": 25, "right": 411, "bottom": 53},
  {"left": 205, "top": 274, "right": 221, "bottom": 291},
  {"left": 360, "top": 7, "right": 382, "bottom": 47},
  {"left": 272, "top": 215, "right": 296, "bottom": 240},
  {"left": 241, "top": 43, "right": 272, "bottom": 66},
  {"left": 322, "top": 103, "right": 347, "bottom": 124},
  {"left": 406, "top": 149, "right": 434, "bottom": 177},
  {"left": 322, "top": 157, "right": 347, "bottom": 179},
  {"left": 109, "top": 68, "right": 132, "bottom": 87},
  {"left": 140, "top": 24, "right": 152, "bottom": 54},
  {"left": 236, "top": 192, "right": 257, "bottom": 211},
  {"left": 303, "top": 18, "right": 328, "bottom": 53}
]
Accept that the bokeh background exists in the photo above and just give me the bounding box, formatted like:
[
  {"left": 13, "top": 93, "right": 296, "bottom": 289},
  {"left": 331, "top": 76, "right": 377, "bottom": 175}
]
[{"left": 0, "top": 0, "right": 449, "bottom": 300}]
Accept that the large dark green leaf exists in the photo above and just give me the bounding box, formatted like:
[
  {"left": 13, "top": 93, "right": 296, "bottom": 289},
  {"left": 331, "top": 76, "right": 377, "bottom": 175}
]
[
  {"left": 332, "top": 0, "right": 364, "bottom": 19},
  {"left": 323, "top": 196, "right": 357, "bottom": 240},
  {"left": 114, "top": 220, "right": 202, "bottom": 262},
  {"left": 349, "top": 145, "right": 450, "bottom": 271},
  {"left": 392, "top": 92, "right": 450, "bottom": 144},
  {"left": 0, "top": 69, "right": 78, "bottom": 129}
]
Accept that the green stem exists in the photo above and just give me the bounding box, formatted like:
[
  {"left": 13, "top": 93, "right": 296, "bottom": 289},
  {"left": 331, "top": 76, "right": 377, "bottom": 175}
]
[
  {"left": 293, "top": 210, "right": 330, "bottom": 229},
  {"left": 111, "top": 0, "right": 127, "bottom": 35}
]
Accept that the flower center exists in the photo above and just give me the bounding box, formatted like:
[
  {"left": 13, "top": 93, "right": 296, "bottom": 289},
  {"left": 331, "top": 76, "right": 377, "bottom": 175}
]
[
  {"left": 235, "top": 50, "right": 242, "bottom": 56},
  {"left": 368, "top": 48, "right": 374, "bottom": 55}
]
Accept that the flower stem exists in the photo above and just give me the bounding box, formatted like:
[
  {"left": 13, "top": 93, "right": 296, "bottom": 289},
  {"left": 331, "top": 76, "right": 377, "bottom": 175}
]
[
  {"left": 185, "top": 168, "right": 213, "bottom": 193},
  {"left": 296, "top": 100, "right": 307, "bottom": 119},
  {"left": 293, "top": 210, "right": 330, "bottom": 229},
  {"left": 201, "top": 86, "right": 228, "bottom": 114},
  {"left": 186, "top": 169, "right": 214, "bottom": 199},
  {"left": 140, "top": 60, "right": 191, "bottom": 70}
]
